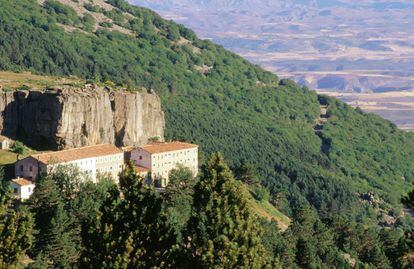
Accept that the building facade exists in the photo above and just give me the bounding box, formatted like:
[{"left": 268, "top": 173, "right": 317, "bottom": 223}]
[
  {"left": 11, "top": 178, "right": 35, "bottom": 200},
  {"left": 131, "top": 141, "right": 198, "bottom": 187},
  {"left": 0, "top": 136, "right": 10, "bottom": 150},
  {"left": 15, "top": 144, "right": 124, "bottom": 183}
]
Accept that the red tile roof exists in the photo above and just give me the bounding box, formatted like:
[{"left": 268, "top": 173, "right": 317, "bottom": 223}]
[
  {"left": 30, "top": 144, "right": 123, "bottom": 164},
  {"left": 0, "top": 135, "right": 9, "bottom": 142},
  {"left": 12, "top": 178, "right": 34, "bottom": 186},
  {"left": 134, "top": 165, "right": 150, "bottom": 173},
  {"left": 139, "top": 141, "right": 198, "bottom": 154}
]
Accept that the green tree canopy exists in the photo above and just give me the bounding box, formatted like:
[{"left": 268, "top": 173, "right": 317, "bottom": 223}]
[
  {"left": 234, "top": 160, "right": 260, "bottom": 187},
  {"left": 11, "top": 141, "right": 28, "bottom": 161},
  {"left": 0, "top": 168, "right": 33, "bottom": 268},
  {"left": 402, "top": 188, "right": 414, "bottom": 210},
  {"left": 82, "top": 166, "right": 176, "bottom": 268},
  {"left": 163, "top": 164, "right": 195, "bottom": 243},
  {"left": 27, "top": 176, "right": 79, "bottom": 268},
  {"left": 184, "top": 153, "right": 271, "bottom": 268}
]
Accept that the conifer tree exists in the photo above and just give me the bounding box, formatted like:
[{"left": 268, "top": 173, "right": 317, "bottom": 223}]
[
  {"left": 284, "top": 206, "right": 350, "bottom": 268},
  {"left": 260, "top": 219, "right": 291, "bottom": 267},
  {"left": 0, "top": 168, "right": 33, "bottom": 268},
  {"left": 42, "top": 204, "right": 78, "bottom": 268},
  {"left": 28, "top": 176, "right": 79, "bottom": 268},
  {"left": 184, "top": 153, "right": 270, "bottom": 268},
  {"left": 402, "top": 187, "right": 414, "bottom": 209},
  {"left": 28, "top": 253, "right": 49, "bottom": 269},
  {"left": 0, "top": 176, "right": 33, "bottom": 268},
  {"left": 235, "top": 160, "right": 260, "bottom": 187},
  {"left": 82, "top": 166, "right": 176, "bottom": 268},
  {"left": 163, "top": 165, "right": 195, "bottom": 243}
]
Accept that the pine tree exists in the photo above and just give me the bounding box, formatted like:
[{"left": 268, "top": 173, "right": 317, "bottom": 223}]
[
  {"left": 184, "top": 153, "right": 270, "bottom": 268},
  {"left": 260, "top": 220, "right": 289, "bottom": 267},
  {"left": 0, "top": 169, "right": 33, "bottom": 268},
  {"left": 73, "top": 178, "right": 118, "bottom": 230},
  {"left": 163, "top": 165, "right": 195, "bottom": 243},
  {"left": 45, "top": 204, "right": 79, "bottom": 268},
  {"left": 380, "top": 228, "right": 404, "bottom": 268},
  {"left": 395, "top": 228, "right": 414, "bottom": 269},
  {"left": 402, "top": 188, "right": 414, "bottom": 209},
  {"left": 27, "top": 177, "right": 79, "bottom": 268},
  {"left": 28, "top": 177, "right": 63, "bottom": 254},
  {"left": 234, "top": 160, "right": 260, "bottom": 187},
  {"left": 286, "top": 206, "right": 350, "bottom": 268},
  {"left": 82, "top": 166, "right": 176, "bottom": 268},
  {"left": 0, "top": 198, "right": 33, "bottom": 268},
  {"left": 28, "top": 253, "right": 48, "bottom": 269},
  {"left": 295, "top": 236, "right": 318, "bottom": 269}
]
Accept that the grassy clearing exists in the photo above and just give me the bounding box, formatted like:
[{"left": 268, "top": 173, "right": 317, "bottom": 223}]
[
  {"left": 258, "top": 200, "right": 291, "bottom": 225},
  {"left": 0, "top": 71, "right": 85, "bottom": 91},
  {"left": 0, "top": 149, "right": 18, "bottom": 180},
  {"left": 0, "top": 148, "right": 39, "bottom": 166},
  {"left": 0, "top": 149, "right": 18, "bottom": 165},
  {"left": 238, "top": 182, "right": 290, "bottom": 231}
]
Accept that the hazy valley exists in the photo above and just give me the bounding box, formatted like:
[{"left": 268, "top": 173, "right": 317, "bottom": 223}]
[{"left": 132, "top": 0, "right": 414, "bottom": 130}]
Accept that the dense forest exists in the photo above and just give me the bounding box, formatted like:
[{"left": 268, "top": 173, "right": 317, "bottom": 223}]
[
  {"left": 0, "top": 0, "right": 414, "bottom": 267},
  {"left": 1, "top": 158, "right": 414, "bottom": 268},
  {"left": 1, "top": 0, "right": 413, "bottom": 216}
]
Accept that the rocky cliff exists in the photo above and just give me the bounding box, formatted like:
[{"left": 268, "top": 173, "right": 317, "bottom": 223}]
[{"left": 0, "top": 85, "right": 165, "bottom": 149}]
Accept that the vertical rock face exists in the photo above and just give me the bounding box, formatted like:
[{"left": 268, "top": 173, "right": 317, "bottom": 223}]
[
  {"left": 0, "top": 86, "right": 165, "bottom": 149},
  {"left": 111, "top": 91, "right": 165, "bottom": 147}
]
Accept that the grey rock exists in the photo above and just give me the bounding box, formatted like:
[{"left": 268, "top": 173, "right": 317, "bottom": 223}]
[{"left": 0, "top": 86, "right": 164, "bottom": 149}]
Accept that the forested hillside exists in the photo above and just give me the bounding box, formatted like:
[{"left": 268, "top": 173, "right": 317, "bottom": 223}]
[
  {"left": 1, "top": 0, "right": 414, "bottom": 223},
  {"left": 1, "top": 0, "right": 414, "bottom": 267}
]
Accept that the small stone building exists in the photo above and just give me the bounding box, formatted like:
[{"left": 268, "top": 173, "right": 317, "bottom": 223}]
[
  {"left": 11, "top": 178, "right": 35, "bottom": 200},
  {"left": 0, "top": 136, "right": 10, "bottom": 150}
]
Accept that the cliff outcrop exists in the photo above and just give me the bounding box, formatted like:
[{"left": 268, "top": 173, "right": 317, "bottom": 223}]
[{"left": 0, "top": 85, "right": 165, "bottom": 149}]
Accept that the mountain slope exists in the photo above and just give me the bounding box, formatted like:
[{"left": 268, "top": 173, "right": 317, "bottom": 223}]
[
  {"left": 1, "top": 0, "right": 414, "bottom": 220},
  {"left": 239, "top": 182, "right": 291, "bottom": 231}
]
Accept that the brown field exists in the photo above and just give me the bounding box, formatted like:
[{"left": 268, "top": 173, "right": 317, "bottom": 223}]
[{"left": 319, "top": 91, "right": 414, "bottom": 131}]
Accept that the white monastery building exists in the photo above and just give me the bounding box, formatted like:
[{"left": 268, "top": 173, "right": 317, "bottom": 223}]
[
  {"left": 15, "top": 144, "right": 124, "bottom": 183},
  {"left": 131, "top": 141, "right": 198, "bottom": 187},
  {"left": 11, "top": 178, "right": 35, "bottom": 200}
]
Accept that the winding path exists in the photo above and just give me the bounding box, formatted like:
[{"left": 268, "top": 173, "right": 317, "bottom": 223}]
[
  {"left": 314, "top": 105, "right": 329, "bottom": 133},
  {"left": 314, "top": 104, "right": 331, "bottom": 155}
]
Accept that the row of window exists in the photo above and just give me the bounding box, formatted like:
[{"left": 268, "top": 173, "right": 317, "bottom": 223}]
[
  {"left": 96, "top": 155, "right": 123, "bottom": 163},
  {"left": 152, "top": 150, "right": 196, "bottom": 160},
  {"left": 20, "top": 162, "right": 123, "bottom": 174},
  {"left": 152, "top": 159, "right": 196, "bottom": 168},
  {"left": 96, "top": 164, "right": 123, "bottom": 173},
  {"left": 77, "top": 159, "right": 93, "bottom": 165}
]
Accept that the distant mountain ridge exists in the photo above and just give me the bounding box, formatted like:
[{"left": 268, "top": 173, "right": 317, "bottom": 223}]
[
  {"left": 132, "top": 0, "right": 414, "bottom": 11},
  {"left": 131, "top": 0, "right": 414, "bottom": 93}
]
